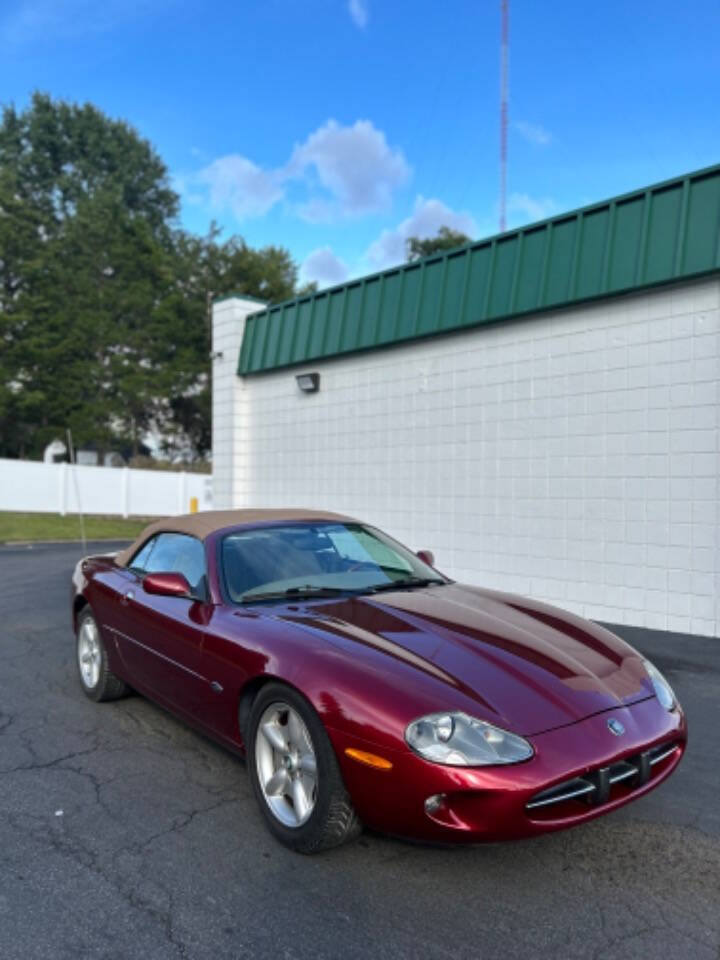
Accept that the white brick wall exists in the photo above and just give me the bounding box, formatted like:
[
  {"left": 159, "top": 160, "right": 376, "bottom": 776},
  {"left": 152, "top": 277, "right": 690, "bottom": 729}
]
[{"left": 213, "top": 277, "right": 720, "bottom": 638}]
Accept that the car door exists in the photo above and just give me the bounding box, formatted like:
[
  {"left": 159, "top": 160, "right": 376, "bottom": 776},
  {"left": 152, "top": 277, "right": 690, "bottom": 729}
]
[{"left": 113, "top": 532, "right": 213, "bottom": 715}]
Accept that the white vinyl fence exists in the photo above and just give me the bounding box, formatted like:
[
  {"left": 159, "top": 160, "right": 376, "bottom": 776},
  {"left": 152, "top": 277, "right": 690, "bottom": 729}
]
[{"left": 0, "top": 458, "right": 213, "bottom": 517}]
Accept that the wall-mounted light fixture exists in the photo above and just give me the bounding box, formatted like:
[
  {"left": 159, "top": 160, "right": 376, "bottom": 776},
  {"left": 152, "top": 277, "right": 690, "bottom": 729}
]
[{"left": 295, "top": 372, "right": 320, "bottom": 394}]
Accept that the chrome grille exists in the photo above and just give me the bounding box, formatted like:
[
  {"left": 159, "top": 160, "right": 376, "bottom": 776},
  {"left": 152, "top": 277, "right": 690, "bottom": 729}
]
[{"left": 526, "top": 741, "right": 679, "bottom": 813}]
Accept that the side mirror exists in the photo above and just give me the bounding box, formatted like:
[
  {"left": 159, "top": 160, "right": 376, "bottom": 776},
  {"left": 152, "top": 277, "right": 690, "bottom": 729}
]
[
  {"left": 416, "top": 549, "right": 435, "bottom": 568},
  {"left": 143, "top": 571, "right": 191, "bottom": 598}
]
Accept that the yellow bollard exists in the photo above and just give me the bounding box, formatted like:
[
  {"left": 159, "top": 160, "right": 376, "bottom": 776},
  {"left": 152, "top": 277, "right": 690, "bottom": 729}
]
[{"left": 189, "top": 496, "right": 198, "bottom": 514}]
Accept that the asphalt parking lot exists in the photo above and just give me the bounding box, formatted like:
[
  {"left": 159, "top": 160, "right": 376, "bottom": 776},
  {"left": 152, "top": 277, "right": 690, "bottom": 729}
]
[{"left": 1, "top": 542, "right": 718, "bottom": 960}]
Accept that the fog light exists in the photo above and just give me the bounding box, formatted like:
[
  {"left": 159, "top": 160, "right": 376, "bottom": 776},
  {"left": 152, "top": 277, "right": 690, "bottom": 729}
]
[{"left": 424, "top": 793, "right": 446, "bottom": 814}]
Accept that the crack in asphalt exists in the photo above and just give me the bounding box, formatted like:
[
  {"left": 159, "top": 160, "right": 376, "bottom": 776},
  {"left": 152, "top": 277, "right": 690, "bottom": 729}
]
[
  {"left": 1, "top": 744, "right": 103, "bottom": 776},
  {"left": 118, "top": 794, "right": 241, "bottom": 859},
  {"left": 1, "top": 771, "right": 243, "bottom": 959},
  {"left": 6, "top": 809, "right": 189, "bottom": 960}
]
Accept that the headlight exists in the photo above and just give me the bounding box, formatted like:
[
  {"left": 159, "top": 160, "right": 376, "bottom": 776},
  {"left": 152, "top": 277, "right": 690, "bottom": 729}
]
[
  {"left": 643, "top": 659, "right": 676, "bottom": 711},
  {"left": 405, "top": 711, "right": 533, "bottom": 766}
]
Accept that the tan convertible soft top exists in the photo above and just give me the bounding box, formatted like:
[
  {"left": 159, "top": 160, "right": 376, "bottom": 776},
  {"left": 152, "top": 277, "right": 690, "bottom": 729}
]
[{"left": 115, "top": 508, "right": 356, "bottom": 567}]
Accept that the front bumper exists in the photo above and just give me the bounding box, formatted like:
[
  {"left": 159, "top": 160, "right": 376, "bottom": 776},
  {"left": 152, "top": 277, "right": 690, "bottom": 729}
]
[{"left": 330, "top": 696, "right": 686, "bottom": 843}]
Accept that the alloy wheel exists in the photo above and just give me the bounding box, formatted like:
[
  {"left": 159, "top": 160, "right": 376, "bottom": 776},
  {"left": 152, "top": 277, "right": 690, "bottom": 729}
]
[
  {"left": 78, "top": 617, "right": 101, "bottom": 689},
  {"left": 255, "top": 702, "right": 318, "bottom": 827}
]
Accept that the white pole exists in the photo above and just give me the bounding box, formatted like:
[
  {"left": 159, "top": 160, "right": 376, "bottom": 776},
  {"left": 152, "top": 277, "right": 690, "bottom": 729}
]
[{"left": 66, "top": 429, "right": 87, "bottom": 554}]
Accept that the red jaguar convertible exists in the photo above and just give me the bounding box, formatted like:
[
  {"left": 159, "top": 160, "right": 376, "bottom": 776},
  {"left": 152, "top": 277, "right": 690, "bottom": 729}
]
[{"left": 71, "top": 509, "right": 685, "bottom": 853}]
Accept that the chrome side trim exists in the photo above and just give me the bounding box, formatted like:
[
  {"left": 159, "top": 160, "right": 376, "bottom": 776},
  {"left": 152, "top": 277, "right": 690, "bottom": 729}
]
[{"left": 105, "top": 624, "right": 209, "bottom": 684}]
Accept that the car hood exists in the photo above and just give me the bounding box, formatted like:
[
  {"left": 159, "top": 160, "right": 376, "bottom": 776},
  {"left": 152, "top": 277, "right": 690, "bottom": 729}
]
[{"left": 283, "top": 583, "right": 652, "bottom": 736}]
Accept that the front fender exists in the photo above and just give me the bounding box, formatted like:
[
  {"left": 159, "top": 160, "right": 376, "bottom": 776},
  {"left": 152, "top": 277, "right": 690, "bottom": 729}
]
[{"left": 214, "top": 606, "right": 478, "bottom": 757}]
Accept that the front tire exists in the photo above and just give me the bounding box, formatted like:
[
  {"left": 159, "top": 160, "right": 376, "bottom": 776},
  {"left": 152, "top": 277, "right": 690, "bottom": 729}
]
[
  {"left": 76, "top": 608, "right": 129, "bottom": 702},
  {"left": 247, "top": 683, "right": 361, "bottom": 853}
]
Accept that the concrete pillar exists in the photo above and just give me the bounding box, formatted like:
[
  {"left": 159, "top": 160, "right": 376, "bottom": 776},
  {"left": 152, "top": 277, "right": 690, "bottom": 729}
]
[{"left": 211, "top": 295, "right": 266, "bottom": 509}]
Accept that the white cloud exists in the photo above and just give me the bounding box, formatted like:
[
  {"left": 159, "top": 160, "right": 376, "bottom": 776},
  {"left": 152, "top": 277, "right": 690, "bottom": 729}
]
[
  {"left": 300, "top": 247, "right": 350, "bottom": 288},
  {"left": 348, "top": 0, "right": 368, "bottom": 28},
  {"left": 507, "top": 192, "right": 558, "bottom": 223},
  {"left": 182, "top": 118, "right": 409, "bottom": 223},
  {"left": 365, "top": 196, "right": 477, "bottom": 270},
  {"left": 515, "top": 121, "right": 552, "bottom": 146},
  {"left": 195, "top": 155, "right": 284, "bottom": 220},
  {"left": 286, "top": 119, "right": 410, "bottom": 218}
]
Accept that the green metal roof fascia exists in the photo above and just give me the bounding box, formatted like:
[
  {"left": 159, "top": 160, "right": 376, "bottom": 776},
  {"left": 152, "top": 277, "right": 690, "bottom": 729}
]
[{"left": 238, "top": 163, "right": 720, "bottom": 375}]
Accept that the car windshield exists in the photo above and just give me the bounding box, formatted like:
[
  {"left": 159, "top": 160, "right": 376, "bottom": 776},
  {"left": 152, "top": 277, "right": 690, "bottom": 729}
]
[{"left": 221, "top": 522, "right": 447, "bottom": 603}]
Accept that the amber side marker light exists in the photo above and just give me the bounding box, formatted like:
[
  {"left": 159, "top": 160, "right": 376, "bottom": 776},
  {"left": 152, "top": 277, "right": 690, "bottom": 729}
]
[{"left": 344, "top": 748, "right": 393, "bottom": 771}]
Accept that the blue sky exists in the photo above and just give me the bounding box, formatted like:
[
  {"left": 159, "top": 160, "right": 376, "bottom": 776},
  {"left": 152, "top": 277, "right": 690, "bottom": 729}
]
[{"left": 2, "top": 0, "right": 719, "bottom": 289}]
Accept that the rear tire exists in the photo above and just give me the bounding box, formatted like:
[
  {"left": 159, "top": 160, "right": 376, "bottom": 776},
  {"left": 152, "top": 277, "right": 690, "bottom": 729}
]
[
  {"left": 76, "top": 608, "right": 129, "bottom": 702},
  {"left": 247, "top": 683, "right": 361, "bottom": 853}
]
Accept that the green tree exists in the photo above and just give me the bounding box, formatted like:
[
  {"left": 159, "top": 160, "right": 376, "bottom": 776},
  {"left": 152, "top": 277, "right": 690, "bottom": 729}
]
[
  {"left": 0, "top": 94, "right": 303, "bottom": 461},
  {"left": 0, "top": 93, "right": 178, "bottom": 458},
  {"left": 163, "top": 225, "right": 300, "bottom": 459},
  {"left": 406, "top": 226, "right": 471, "bottom": 262}
]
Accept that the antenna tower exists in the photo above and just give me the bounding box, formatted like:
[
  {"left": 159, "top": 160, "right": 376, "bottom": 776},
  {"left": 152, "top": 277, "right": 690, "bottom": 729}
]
[{"left": 500, "top": 0, "right": 509, "bottom": 232}]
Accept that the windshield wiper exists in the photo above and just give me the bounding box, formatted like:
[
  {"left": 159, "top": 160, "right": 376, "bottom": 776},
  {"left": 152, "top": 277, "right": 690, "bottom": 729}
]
[
  {"left": 368, "top": 576, "right": 446, "bottom": 593},
  {"left": 241, "top": 577, "right": 447, "bottom": 603},
  {"left": 241, "top": 585, "right": 349, "bottom": 603}
]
